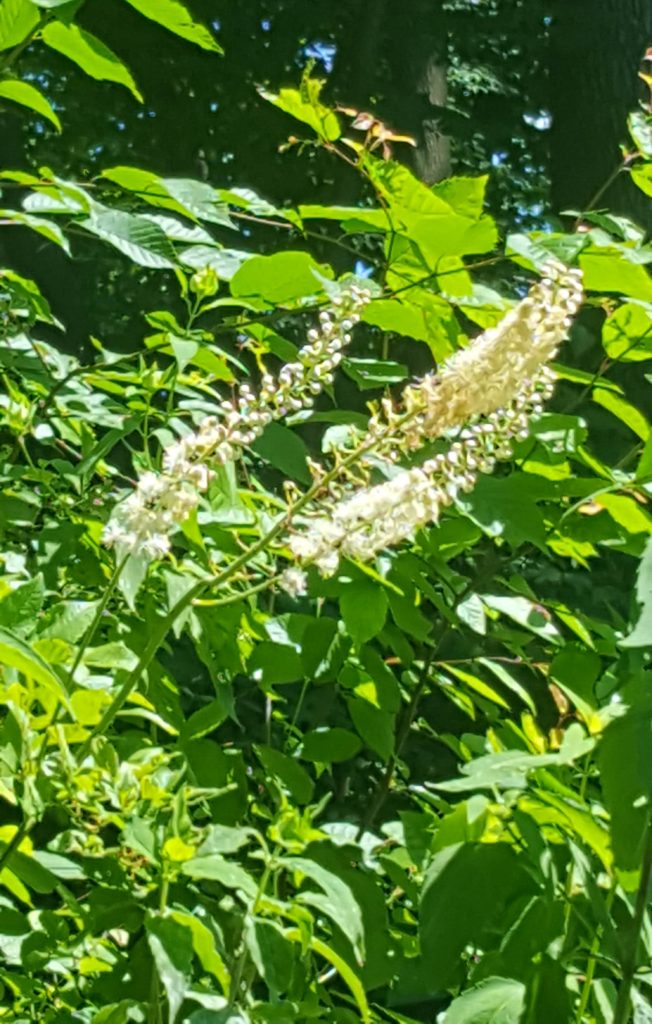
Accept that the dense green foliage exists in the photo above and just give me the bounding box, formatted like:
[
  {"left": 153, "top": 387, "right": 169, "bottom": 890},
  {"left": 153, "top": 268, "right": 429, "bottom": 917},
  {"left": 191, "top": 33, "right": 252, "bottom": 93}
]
[{"left": 2, "top": 4, "right": 652, "bottom": 1024}]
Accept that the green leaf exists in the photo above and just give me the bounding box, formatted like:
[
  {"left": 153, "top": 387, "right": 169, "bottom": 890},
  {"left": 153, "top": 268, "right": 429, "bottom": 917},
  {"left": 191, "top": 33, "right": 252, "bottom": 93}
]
[
  {"left": 120, "top": 0, "right": 222, "bottom": 52},
  {"left": 258, "top": 75, "right": 340, "bottom": 141},
  {"left": 0, "top": 627, "right": 69, "bottom": 700},
  {"left": 230, "top": 251, "right": 332, "bottom": 303},
  {"left": 196, "top": 825, "right": 251, "bottom": 856},
  {"left": 622, "top": 537, "right": 652, "bottom": 647},
  {"left": 549, "top": 646, "right": 601, "bottom": 723},
  {"left": 41, "top": 22, "right": 143, "bottom": 100},
  {"left": 457, "top": 473, "right": 553, "bottom": 549},
  {"left": 481, "top": 594, "right": 561, "bottom": 643},
  {"left": 602, "top": 302, "right": 652, "bottom": 361},
  {"left": 82, "top": 642, "right": 138, "bottom": 671},
  {"left": 0, "top": 80, "right": 61, "bottom": 130},
  {"left": 599, "top": 691, "right": 652, "bottom": 888},
  {"left": 285, "top": 856, "right": 365, "bottom": 957},
  {"left": 248, "top": 642, "right": 303, "bottom": 687},
  {"left": 146, "top": 912, "right": 193, "bottom": 1023},
  {"left": 101, "top": 166, "right": 232, "bottom": 226},
  {"left": 420, "top": 844, "right": 535, "bottom": 989},
  {"left": 443, "top": 977, "right": 526, "bottom": 1023},
  {"left": 244, "top": 918, "right": 294, "bottom": 995},
  {"left": 339, "top": 582, "right": 388, "bottom": 644},
  {"left": 181, "top": 697, "right": 230, "bottom": 740},
  {"left": 0, "top": 208, "right": 70, "bottom": 252},
  {"left": 169, "top": 911, "right": 229, "bottom": 993},
  {"left": 579, "top": 250, "right": 652, "bottom": 301},
  {"left": 301, "top": 727, "right": 362, "bottom": 764},
  {"left": 251, "top": 422, "right": 310, "bottom": 483},
  {"left": 631, "top": 164, "right": 652, "bottom": 198},
  {"left": 592, "top": 388, "right": 650, "bottom": 440},
  {"left": 630, "top": 113, "right": 652, "bottom": 157},
  {"left": 81, "top": 205, "right": 177, "bottom": 268},
  {"left": 254, "top": 745, "right": 314, "bottom": 804},
  {"left": 347, "top": 697, "right": 394, "bottom": 761},
  {"left": 0, "top": 0, "right": 39, "bottom": 51},
  {"left": 0, "top": 574, "right": 44, "bottom": 632},
  {"left": 427, "top": 726, "right": 593, "bottom": 793},
  {"left": 182, "top": 855, "right": 257, "bottom": 897},
  {"left": 343, "top": 358, "right": 408, "bottom": 390},
  {"left": 39, "top": 600, "right": 98, "bottom": 643}
]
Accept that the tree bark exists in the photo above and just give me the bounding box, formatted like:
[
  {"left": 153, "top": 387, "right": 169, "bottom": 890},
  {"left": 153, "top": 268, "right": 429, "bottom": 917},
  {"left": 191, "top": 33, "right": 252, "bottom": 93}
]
[
  {"left": 333, "top": 0, "right": 451, "bottom": 184},
  {"left": 549, "top": 0, "right": 652, "bottom": 227}
]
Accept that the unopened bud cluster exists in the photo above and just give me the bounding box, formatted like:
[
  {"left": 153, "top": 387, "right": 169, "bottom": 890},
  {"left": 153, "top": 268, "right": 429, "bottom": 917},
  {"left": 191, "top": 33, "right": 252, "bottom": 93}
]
[{"left": 104, "top": 285, "right": 371, "bottom": 559}]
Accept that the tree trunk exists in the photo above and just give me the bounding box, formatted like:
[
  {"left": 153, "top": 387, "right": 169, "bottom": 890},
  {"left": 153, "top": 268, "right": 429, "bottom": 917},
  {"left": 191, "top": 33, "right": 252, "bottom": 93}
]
[
  {"left": 549, "top": 0, "right": 652, "bottom": 227},
  {"left": 333, "top": 0, "right": 451, "bottom": 184}
]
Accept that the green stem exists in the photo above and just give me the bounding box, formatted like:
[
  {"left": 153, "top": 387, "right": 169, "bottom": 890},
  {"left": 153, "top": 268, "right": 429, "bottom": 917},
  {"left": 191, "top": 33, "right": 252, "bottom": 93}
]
[
  {"left": 358, "top": 648, "right": 436, "bottom": 837},
  {"left": 228, "top": 856, "right": 274, "bottom": 1008},
  {"left": 67, "top": 553, "right": 129, "bottom": 687},
  {"left": 574, "top": 888, "right": 615, "bottom": 1024},
  {"left": 613, "top": 838, "right": 652, "bottom": 1024},
  {"left": 0, "top": 818, "right": 32, "bottom": 874},
  {"left": 194, "top": 574, "right": 281, "bottom": 608},
  {"left": 148, "top": 872, "right": 170, "bottom": 1024}
]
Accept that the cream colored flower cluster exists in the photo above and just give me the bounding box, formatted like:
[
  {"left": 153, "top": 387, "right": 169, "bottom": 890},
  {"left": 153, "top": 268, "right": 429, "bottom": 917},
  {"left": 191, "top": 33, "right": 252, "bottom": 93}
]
[
  {"left": 286, "top": 261, "right": 584, "bottom": 577},
  {"left": 365, "top": 260, "right": 583, "bottom": 455},
  {"left": 104, "top": 285, "right": 371, "bottom": 559}
]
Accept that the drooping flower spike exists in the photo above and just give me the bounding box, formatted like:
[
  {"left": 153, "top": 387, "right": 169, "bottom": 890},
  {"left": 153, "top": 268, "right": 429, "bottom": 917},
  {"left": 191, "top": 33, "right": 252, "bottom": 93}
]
[{"left": 286, "top": 261, "right": 583, "bottom": 577}]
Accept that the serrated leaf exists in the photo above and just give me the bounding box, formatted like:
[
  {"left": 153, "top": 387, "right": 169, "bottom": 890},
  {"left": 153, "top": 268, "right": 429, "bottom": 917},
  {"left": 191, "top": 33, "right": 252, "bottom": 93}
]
[
  {"left": 81, "top": 205, "right": 177, "bottom": 268},
  {"left": 0, "top": 575, "right": 44, "bottom": 632},
  {"left": 101, "top": 166, "right": 232, "bottom": 226}
]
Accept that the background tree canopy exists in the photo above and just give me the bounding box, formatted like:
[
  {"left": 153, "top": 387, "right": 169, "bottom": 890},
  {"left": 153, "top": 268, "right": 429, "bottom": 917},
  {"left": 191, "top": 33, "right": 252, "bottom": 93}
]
[{"left": 2, "top": 2, "right": 652, "bottom": 1023}]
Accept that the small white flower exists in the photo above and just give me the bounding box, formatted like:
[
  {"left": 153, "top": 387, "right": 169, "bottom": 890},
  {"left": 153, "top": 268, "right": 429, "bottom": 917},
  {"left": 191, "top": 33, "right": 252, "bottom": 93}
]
[{"left": 280, "top": 567, "right": 308, "bottom": 597}]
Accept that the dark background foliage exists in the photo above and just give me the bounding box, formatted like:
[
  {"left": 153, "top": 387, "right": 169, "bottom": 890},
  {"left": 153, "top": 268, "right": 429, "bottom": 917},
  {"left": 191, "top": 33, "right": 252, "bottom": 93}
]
[{"left": 3, "top": 0, "right": 650, "bottom": 350}]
